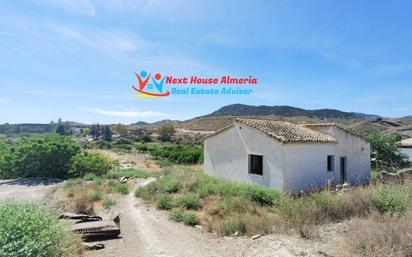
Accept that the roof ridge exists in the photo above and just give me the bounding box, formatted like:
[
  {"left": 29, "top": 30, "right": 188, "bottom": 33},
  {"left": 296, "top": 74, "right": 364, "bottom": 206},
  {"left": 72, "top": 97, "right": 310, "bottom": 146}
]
[{"left": 234, "top": 118, "right": 336, "bottom": 144}]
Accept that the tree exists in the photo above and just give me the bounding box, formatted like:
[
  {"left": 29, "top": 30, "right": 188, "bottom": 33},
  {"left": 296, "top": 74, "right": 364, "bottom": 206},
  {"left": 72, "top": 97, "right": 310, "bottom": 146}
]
[
  {"left": 91, "top": 124, "right": 101, "bottom": 139},
  {"left": 69, "top": 152, "right": 113, "bottom": 177},
  {"left": 96, "top": 123, "right": 101, "bottom": 138},
  {"left": 102, "top": 126, "right": 112, "bottom": 141},
  {"left": 0, "top": 136, "right": 81, "bottom": 179},
  {"left": 113, "top": 124, "right": 128, "bottom": 137},
  {"left": 55, "top": 118, "right": 65, "bottom": 135},
  {"left": 158, "top": 124, "right": 175, "bottom": 141},
  {"left": 361, "top": 132, "right": 409, "bottom": 170}
]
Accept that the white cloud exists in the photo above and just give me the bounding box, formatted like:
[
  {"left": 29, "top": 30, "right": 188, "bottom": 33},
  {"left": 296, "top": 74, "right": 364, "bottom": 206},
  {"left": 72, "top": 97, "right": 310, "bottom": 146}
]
[
  {"left": 33, "top": 0, "right": 96, "bottom": 16},
  {"left": 80, "top": 107, "right": 169, "bottom": 118},
  {"left": 48, "top": 23, "right": 146, "bottom": 53}
]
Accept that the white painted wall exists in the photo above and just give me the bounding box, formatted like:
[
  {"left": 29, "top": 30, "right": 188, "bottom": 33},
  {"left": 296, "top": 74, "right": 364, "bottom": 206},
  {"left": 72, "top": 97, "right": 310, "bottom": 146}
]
[
  {"left": 204, "top": 122, "right": 284, "bottom": 190},
  {"left": 283, "top": 143, "right": 336, "bottom": 192},
  {"left": 204, "top": 123, "right": 371, "bottom": 193},
  {"left": 400, "top": 148, "right": 412, "bottom": 161},
  {"left": 312, "top": 126, "right": 371, "bottom": 185}
]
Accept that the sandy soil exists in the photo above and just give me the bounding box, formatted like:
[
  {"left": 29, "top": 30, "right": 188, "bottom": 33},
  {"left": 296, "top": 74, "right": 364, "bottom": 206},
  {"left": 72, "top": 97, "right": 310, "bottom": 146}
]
[
  {"left": 94, "top": 149, "right": 162, "bottom": 173},
  {"left": 0, "top": 178, "right": 62, "bottom": 203},
  {"left": 86, "top": 178, "right": 347, "bottom": 257}
]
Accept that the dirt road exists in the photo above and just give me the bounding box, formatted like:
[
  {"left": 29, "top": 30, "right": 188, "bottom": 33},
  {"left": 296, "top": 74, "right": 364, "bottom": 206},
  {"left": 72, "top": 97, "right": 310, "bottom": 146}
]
[
  {"left": 0, "top": 178, "right": 62, "bottom": 203},
  {"left": 86, "top": 178, "right": 341, "bottom": 257}
]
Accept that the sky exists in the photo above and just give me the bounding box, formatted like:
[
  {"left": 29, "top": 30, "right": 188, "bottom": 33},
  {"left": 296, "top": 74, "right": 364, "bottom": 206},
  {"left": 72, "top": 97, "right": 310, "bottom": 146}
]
[{"left": 0, "top": 0, "right": 411, "bottom": 124}]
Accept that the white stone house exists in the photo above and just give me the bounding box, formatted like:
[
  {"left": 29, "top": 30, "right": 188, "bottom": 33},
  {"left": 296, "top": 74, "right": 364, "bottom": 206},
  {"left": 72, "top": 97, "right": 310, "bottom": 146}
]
[
  {"left": 203, "top": 118, "right": 371, "bottom": 193},
  {"left": 399, "top": 138, "right": 412, "bottom": 161}
]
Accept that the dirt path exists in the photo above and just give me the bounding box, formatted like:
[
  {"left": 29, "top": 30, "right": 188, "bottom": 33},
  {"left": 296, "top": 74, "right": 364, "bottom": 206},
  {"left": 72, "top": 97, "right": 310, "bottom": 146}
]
[
  {"left": 0, "top": 178, "right": 62, "bottom": 203},
  {"left": 86, "top": 178, "right": 342, "bottom": 257}
]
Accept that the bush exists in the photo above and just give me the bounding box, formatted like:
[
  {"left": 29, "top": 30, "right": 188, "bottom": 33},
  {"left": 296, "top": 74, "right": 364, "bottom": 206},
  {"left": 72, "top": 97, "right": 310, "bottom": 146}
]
[
  {"left": 148, "top": 144, "right": 203, "bottom": 164},
  {"left": 192, "top": 175, "right": 218, "bottom": 198},
  {"left": 219, "top": 216, "right": 246, "bottom": 236},
  {"left": 169, "top": 208, "right": 185, "bottom": 222},
  {"left": 103, "top": 197, "right": 116, "bottom": 208},
  {"left": 169, "top": 208, "right": 198, "bottom": 226},
  {"left": 242, "top": 184, "right": 280, "bottom": 206},
  {"left": 83, "top": 172, "right": 98, "bottom": 181},
  {"left": 0, "top": 136, "right": 81, "bottom": 179},
  {"left": 112, "top": 183, "right": 129, "bottom": 195},
  {"left": 157, "top": 194, "right": 174, "bottom": 210},
  {"left": 157, "top": 175, "right": 181, "bottom": 193},
  {"left": 369, "top": 185, "right": 408, "bottom": 215},
  {"left": 183, "top": 212, "right": 198, "bottom": 226},
  {"left": 361, "top": 132, "right": 409, "bottom": 170},
  {"left": 0, "top": 201, "right": 82, "bottom": 257},
  {"left": 69, "top": 152, "right": 113, "bottom": 177},
  {"left": 135, "top": 143, "right": 148, "bottom": 152},
  {"left": 135, "top": 182, "right": 158, "bottom": 200},
  {"left": 177, "top": 194, "right": 202, "bottom": 210},
  {"left": 113, "top": 138, "right": 132, "bottom": 145},
  {"left": 88, "top": 191, "right": 103, "bottom": 202}
]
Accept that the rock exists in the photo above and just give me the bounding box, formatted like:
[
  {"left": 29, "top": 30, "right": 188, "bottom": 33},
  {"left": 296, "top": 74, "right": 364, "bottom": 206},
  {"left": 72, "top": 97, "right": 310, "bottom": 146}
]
[
  {"left": 251, "top": 234, "right": 261, "bottom": 240},
  {"left": 231, "top": 231, "right": 239, "bottom": 237},
  {"left": 82, "top": 242, "right": 105, "bottom": 250},
  {"left": 195, "top": 225, "right": 203, "bottom": 229}
]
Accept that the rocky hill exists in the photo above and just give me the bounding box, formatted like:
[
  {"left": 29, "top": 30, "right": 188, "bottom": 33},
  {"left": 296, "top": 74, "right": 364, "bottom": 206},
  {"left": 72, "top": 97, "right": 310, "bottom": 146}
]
[{"left": 199, "top": 104, "right": 381, "bottom": 120}]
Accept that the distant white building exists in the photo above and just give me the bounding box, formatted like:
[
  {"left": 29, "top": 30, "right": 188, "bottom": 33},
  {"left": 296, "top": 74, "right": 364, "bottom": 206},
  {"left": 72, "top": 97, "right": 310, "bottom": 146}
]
[
  {"left": 203, "top": 118, "right": 371, "bottom": 193},
  {"left": 399, "top": 138, "right": 412, "bottom": 161}
]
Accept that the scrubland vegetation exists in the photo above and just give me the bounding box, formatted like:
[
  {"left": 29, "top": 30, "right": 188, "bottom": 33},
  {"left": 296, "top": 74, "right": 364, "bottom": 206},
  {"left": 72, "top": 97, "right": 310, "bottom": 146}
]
[
  {"left": 0, "top": 135, "right": 114, "bottom": 179},
  {"left": 136, "top": 166, "right": 412, "bottom": 256},
  {"left": 0, "top": 124, "right": 411, "bottom": 257},
  {"left": 62, "top": 168, "right": 152, "bottom": 213},
  {"left": 0, "top": 201, "right": 82, "bottom": 257}
]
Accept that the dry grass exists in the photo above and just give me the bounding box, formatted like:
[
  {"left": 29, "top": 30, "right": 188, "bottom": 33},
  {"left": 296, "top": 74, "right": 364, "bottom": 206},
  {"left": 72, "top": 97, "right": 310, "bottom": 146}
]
[
  {"left": 346, "top": 211, "right": 412, "bottom": 257},
  {"left": 135, "top": 166, "right": 411, "bottom": 243},
  {"left": 63, "top": 183, "right": 95, "bottom": 214}
]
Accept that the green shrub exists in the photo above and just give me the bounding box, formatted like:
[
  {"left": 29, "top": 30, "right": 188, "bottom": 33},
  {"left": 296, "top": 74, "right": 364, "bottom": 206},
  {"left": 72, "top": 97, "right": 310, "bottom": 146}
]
[
  {"left": 135, "top": 143, "right": 148, "bottom": 152},
  {"left": 157, "top": 175, "right": 181, "bottom": 193},
  {"left": 103, "top": 197, "right": 116, "bottom": 208},
  {"left": 0, "top": 201, "right": 81, "bottom": 257},
  {"left": 217, "top": 181, "right": 243, "bottom": 197},
  {"left": 177, "top": 194, "right": 202, "bottom": 210},
  {"left": 183, "top": 212, "right": 198, "bottom": 226},
  {"left": 169, "top": 208, "right": 185, "bottom": 222},
  {"left": 157, "top": 194, "right": 173, "bottom": 210},
  {"left": 112, "top": 183, "right": 129, "bottom": 195},
  {"left": 83, "top": 172, "right": 98, "bottom": 181},
  {"left": 219, "top": 216, "right": 246, "bottom": 236},
  {"left": 361, "top": 132, "right": 409, "bottom": 170},
  {"left": 63, "top": 178, "right": 81, "bottom": 189},
  {"left": 310, "top": 192, "right": 345, "bottom": 221},
  {"left": 114, "top": 138, "right": 132, "bottom": 145},
  {"left": 88, "top": 191, "right": 103, "bottom": 202},
  {"left": 69, "top": 152, "right": 113, "bottom": 177},
  {"left": 135, "top": 182, "right": 157, "bottom": 200},
  {"left": 369, "top": 185, "right": 408, "bottom": 215},
  {"left": 169, "top": 208, "right": 198, "bottom": 226},
  {"left": 0, "top": 136, "right": 81, "bottom": 179},
  {"left": 148, "top": 144, "right": 203, "bottom": 164},
  {"left": 242, "top": 184, "right": 280, "bottom": 206},
  {"left": 192, "top": 176, "right": 218, "bottom": 198}
]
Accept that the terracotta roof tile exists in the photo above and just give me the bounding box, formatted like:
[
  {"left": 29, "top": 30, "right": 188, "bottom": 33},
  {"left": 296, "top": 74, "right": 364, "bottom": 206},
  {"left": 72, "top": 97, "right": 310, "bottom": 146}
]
[{"left": 235, "top": 118, "right": 337, "bottom": 144}]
